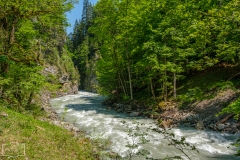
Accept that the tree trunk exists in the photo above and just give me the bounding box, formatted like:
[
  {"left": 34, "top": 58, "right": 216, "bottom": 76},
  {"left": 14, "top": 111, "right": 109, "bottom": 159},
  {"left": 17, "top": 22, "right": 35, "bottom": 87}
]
[
  {"left": 118, "top": 73, "right": 127, "bottom": 97},
  {"left": 173, "top": 54, "right": 177, "bottom": 99},
  {"left": 150, "top": 78, "right": 156, "bottom": 100},
  {"left": 173, "top": 72, "right": 176, "bottom": 99},
  {"left": 126, "top": 37, "right": 133, "bottom": 100},
  {"left": 163, "top": 56, "right": 167, "bottom": 101},
  {"left": 124, "top": 0, "right": 133, "bottom": 100},
  {"left": 127, "top": 56, "right": 133, "bottom": 100},
  {"left": 10, "top": 16, "right": 18, "bottom": 45}
]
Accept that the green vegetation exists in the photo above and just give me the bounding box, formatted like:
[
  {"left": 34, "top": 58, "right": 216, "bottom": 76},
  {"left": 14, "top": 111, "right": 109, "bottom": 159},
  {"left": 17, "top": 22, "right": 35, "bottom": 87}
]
[
  {"left": 0, "top": 106, "right": 98, "bottom": 159},
  {"left": 67, "top": 0, "right": 240, "bottom": 120},
  {"left": 0, "top": 0, "right": 240, "bottom": 159},
  {"left": 0, "top": 0, "right": 90, "bottom": 159},
  {"left": 0, "top": 0, "right": 79, "bottom": 111},
  {"left": 118, "top": 120, "right": 199, "bottom": 160},
  {"left": 67, "top": 0, "right": 95, "bottom": 90},
  {"left": 177, "top": 64, "right": 240, "bottom": 106}
]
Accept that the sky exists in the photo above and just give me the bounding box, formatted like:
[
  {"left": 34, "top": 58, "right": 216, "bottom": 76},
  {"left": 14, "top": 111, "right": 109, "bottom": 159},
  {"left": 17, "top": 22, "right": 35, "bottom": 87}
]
[{"left": 66, "top": 0, "right": 98, "bottom": 34}]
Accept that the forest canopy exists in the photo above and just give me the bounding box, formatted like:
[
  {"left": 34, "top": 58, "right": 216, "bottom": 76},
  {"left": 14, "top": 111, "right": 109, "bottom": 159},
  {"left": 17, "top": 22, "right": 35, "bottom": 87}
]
[
  {"left": 0, "top": 0, "right": 78, "bottom": 112},
  {"left": 69, "top": 0, "right": 240, "bottom": 100}
]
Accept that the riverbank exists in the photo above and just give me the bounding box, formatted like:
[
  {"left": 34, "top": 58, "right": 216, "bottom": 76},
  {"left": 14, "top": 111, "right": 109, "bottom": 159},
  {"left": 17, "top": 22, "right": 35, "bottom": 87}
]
[
  {"left": 39, "top": 89, "right": 81, "bottom": 136},
  {"left": 0, "top": 86, "right": 102, "bottom": 159},
  {"left": 0, "top": 105, "right": 100, "bottom": 159},
  {"left": 103, "top": 88, "right": 240, "bottom": 134}
]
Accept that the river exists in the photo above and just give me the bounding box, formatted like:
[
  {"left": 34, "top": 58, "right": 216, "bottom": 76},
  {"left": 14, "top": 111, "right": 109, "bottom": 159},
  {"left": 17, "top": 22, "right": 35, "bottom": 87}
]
[{"left": 50, "top": 91, "right": 239, "bottom": 160}]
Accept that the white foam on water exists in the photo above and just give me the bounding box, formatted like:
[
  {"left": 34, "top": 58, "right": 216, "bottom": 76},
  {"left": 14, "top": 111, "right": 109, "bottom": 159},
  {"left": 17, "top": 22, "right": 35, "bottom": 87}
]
[
  {"left": 198, "top": 143, "right": 230, "bottom": 154},
  {"left": 70, "top": 112, "right": 84, "bottom": 118},
  {"left": 50, "top": 91, "right": 240, "bottom": 160}
]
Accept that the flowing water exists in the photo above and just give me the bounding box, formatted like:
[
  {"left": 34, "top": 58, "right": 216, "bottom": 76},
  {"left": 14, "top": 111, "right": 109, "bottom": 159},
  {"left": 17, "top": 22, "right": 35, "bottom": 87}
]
[{"left": 50, "top": 91, "right": 240, "bottom": 160}]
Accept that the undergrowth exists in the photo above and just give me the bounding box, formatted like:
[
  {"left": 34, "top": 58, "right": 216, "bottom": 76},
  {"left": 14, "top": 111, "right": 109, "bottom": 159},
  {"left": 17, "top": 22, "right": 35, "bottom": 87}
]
[{"left": 177, "top": 64, "right": 240, "bottom": 108}]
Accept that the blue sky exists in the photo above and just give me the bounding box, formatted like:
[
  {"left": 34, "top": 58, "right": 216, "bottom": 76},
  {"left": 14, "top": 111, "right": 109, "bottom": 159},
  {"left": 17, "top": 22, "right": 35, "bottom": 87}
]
[{"left": 66, "top": 0, "right": 98, "bottom": 34}]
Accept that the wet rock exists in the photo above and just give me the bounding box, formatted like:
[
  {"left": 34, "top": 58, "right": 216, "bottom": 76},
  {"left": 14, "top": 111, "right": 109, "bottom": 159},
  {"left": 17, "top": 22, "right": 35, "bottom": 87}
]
[
  {"left": 150, "top": 114, "right": 160, "bottom": 119},
  {"left": 113, "top": 103, "right": 124, "bottom": 109},
  {"left": 159, "top": 120, "right": 173, "bottom": 129},
  {"left": 186, "top": 114, "right": 199, "bottom": 123},
  {"left": 195, "top": 121, "right": 205, "bottom": 130},
  {"left": 116, "top": 103, "right": 124, "bottom": 108},
  {"left": 216, "top": 124, "right": 225, "bottom": 131},
  {"left": 72, "top": 85, "right": 78, "bottom": 94},
  {"left": 209, "top": 123, "right": 215, "bottom": 129},
  {"left": 117, "top": 109, "right": 123, "bottom": 113},
  {"left": 125, "top": 105, "right": 132, "bottom": 110},
  {"left": 59, "top": 75, "right": 69, "bottom": 84},
  {"left": 130, "top": 112, "right": 139, "bottom": 117}
]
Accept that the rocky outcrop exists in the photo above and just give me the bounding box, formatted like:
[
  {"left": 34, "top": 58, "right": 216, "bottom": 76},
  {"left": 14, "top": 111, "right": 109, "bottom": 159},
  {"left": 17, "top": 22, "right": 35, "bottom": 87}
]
[{"left": 39, "top": 62, "right": 80, "bottom": 136}]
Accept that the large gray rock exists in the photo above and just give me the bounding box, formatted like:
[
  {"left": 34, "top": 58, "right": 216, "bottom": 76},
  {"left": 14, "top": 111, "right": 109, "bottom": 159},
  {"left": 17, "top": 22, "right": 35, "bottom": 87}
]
[{"left": 216, "top": 124, "right": 225, "bottom": 131}]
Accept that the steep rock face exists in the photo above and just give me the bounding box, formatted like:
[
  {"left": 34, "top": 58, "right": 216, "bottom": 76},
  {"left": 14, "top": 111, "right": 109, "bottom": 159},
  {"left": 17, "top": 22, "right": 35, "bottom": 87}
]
[
  {"left": 39, "top": 48, "right": 80, "bottom": 134},
  {"left": 39, "top": 47, "right": 80, "bottom": 112}
]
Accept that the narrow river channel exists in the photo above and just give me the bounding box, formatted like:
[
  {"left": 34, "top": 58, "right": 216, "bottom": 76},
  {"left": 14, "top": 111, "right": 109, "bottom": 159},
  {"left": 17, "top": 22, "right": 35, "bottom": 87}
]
[{"left": 50, "top": 91, "right": 239, "bottom": 160}]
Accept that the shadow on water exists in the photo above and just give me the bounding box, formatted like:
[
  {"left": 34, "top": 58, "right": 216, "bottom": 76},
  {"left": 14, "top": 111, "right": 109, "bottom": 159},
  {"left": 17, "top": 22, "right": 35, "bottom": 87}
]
[
  {"left": 205, "top": 154, "right": 240, "bottom": 160},
  {"left": 64, "top": 96, "right": 148, "bottom": 120},
  {"left": 65, "top": 103, "right": 150, "bottom": 121}
]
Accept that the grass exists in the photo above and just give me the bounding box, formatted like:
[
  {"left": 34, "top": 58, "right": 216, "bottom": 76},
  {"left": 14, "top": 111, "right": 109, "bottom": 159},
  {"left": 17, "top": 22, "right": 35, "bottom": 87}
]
[{"left": 0, "top": 106, "right": 98, "bottom": 160}]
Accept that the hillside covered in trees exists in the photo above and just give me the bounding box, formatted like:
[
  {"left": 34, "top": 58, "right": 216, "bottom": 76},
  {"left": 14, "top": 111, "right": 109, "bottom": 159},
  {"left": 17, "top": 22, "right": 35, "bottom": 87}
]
[
  {"left": 0, "top": 0, "right": 240, "bottom": 158},
  {"left": 0, "top": 0, "right": 80, "bottom": 112},
  {"left": 0, "top": 0, "right": 102, "bottom": 159},
  {"left": 68, "top": 0, "right": 240, "bottom": 120}
]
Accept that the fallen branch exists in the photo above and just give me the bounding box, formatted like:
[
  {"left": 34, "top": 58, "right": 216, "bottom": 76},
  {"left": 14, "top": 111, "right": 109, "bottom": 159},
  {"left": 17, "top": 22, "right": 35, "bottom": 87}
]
[
  {"left": 217, "top": 113, "right": 234, "bottom": 125},
  {"left": 227, "top": 72, "right": 240, "bottom": 81}
]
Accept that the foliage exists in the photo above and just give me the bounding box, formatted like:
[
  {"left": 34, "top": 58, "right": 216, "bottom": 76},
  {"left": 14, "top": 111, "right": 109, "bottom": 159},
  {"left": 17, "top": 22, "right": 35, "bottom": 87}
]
[
  {"left": 218, "top": 97, "right": 240, "bottom": 120},
  {"left": 119, "top": 120, "right": 199, "bottom": 160},
  {"left": 67, "top": 0, "right": 95, "bottom": 89},
  {"left": 234, "top": 138, "right": 240, "bottom": 156},
  {"left": 0, "top": 0, "right": 79, "bottom": 113},
  {"left": 121, "top": 120, "right": 150, "bottom": 159},
  {"left": 177, "top": 87, "right": 203, "bottom": 103},
  {"left": 152, "top": 128, "right": 199, "bottom": 160},
  {"left": 209, "top": 81, "right": 236, "bottom": 92},
  {"left": 0, "top": 62, "right": 45, "bottom": 111},
  {"left": 84, "top": 0, "right": 240, "bottom": 102}
]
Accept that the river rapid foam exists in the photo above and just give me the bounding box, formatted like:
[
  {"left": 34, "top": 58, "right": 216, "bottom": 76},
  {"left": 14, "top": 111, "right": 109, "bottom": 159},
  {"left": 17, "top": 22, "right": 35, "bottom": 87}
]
[{"left": 50, "top": 91, "right": 240, "bottom": 160}]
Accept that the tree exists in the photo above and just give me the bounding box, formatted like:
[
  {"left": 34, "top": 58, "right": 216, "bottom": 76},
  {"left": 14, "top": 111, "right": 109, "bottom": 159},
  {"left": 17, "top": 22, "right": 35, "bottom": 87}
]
[{"left": 0, "top": 0, "right": 78, "bottom": 111}]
